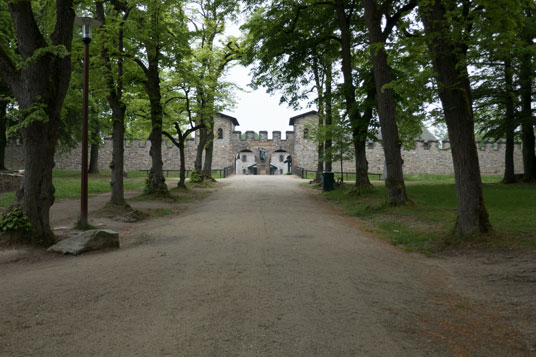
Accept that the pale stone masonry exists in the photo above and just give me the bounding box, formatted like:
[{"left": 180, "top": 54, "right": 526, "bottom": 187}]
[{"left": 4, "top": 111, "right": 524, "bottom": 176}]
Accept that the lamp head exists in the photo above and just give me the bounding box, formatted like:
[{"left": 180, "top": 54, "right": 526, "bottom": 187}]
[{"left": 74, "top": 17, "right": 102, "bottom": 43}]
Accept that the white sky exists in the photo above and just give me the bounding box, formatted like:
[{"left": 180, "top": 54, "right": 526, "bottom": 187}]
[
  {"left": 223, "top": 65, "right": 314, "bottom": 138},
  {"left": 221, "top": 15, "right": 314, "bottom": 139}
]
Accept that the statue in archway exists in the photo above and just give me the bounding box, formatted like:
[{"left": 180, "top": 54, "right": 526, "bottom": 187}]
[
  {"left": 259, "top": 149, "right": 266, "bottom": 162},
  {"left": 284, "top": 155, "right": 292, "bottom": 172}
]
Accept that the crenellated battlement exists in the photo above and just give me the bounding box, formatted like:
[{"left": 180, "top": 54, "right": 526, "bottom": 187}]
[
  {"left": 3, "top": 111, "right": 525, "bottom": 176},
  {"left": 231, "top": 130, "right": 294, "bottom": 144}
]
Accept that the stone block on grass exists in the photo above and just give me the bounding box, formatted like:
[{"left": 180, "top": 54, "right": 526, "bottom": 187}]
[{"left": 47, "top": 229, "right": 119, "bottom": 255}]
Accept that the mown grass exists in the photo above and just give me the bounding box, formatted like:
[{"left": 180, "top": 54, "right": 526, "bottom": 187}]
[
  {"left": 0, "top": 170, "right": 146, "bottom": 208},
  {"left": 322, "top": 179, "right": 536, "bottom": 255},
  {"left": 305, "top": 171, "right": 503, "bottom": 184}
]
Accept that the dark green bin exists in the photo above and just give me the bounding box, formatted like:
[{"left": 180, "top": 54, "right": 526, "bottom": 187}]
[{"left": 322, "top": 171, "right": 334, "bottom": 191}]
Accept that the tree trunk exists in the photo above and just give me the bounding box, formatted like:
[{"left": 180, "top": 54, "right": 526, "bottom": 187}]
[
  {"left": 502, "top": 58, "right": 516, "bottom": 184},
  {"left": 110, "top": 104, "right": 127, "bottom": 205},
  {"left": 0, "top": 96, "right": 7, "bottom": 171},
  {"left": 363, "top": 0, "right": 407, "bottom": 204},
  {"left": 178, "top": 138, "right": 187, "bottom": 188},
  {"left": 95, "top": 1, "right": 129, "bottom": 206},
  {"left": 324, "top": 61, "right": 333, "bottom": 172},
  {"left": 312, "top": 58, "right": 325, "bottom": 183},
  {"left": 0, "top": 0, "right": 75, "bottom": 245},
  {"left": 335, "top": 0, "right": 372, "bottom": 190},
  {"left": 146, "top": 65, "right": 167, "bottom": 194},
  {"left": 353, "top": 128, "right": 370, "bottom": 188},
  {"left": 520, "top": 39, "right": 536, "bottom": 181},
  {"left": 420, "top": 0, "right": 491, "bottom": 237},
  {"left": 202, "top": 118, "right": 215, "bottom": 178},
  {"left": 195, "top": 126, "right": 206, "bottom": 172},
  {"left": 88, "top": 125, "right": 99, "bottom": 174}
]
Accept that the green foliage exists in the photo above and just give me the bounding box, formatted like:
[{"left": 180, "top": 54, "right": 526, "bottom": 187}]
[
  {"left": 0, "top": 208, "right": 33, "bottom": 234},
  {"left": 19, "top": 45, "right": 69, "bottom": 69},
  {"left": 0, "top": 171, "right": 147, "bottom": 208},
  {"left": 189, "top": 169, "right": 203, "bottom": 183}
]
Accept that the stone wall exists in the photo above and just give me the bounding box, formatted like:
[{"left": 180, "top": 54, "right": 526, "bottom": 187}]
[
  {"left": 0, "top": 172, "right": 23, "bottom": 193},
  {"left": 291, "top": 113, "right": 319, "bottom": 170},
  {"left": 3, "top": 112, "right": 526, "bottom": 176}
]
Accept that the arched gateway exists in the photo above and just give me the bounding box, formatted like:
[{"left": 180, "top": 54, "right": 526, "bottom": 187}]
[{"left": 178, "top": 111, "right": 318, "bottom": 175}]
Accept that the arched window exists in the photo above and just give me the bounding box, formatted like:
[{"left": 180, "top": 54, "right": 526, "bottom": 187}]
[
  {"left": 279, "top": 155, "right": 284, "bottom": 162},
  {"left": 217, "top": 128, "right": 223, "bottom": 139},
  {"left": 303, "top": 128, "right": 309, "bottom": 139},
  {"left": 242, "top": 155, "right": 247, "bottom": 162}
]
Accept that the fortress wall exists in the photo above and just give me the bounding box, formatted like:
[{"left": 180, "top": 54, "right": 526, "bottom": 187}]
[
  {"left": 4, "top": 137, "right": 525, "bottom": 176},
  {"left": 3, "top": 110, "right": 525, "bottom": 176},
  {"left": 298, "top": 141, "right": 524, "bottom": 175}
]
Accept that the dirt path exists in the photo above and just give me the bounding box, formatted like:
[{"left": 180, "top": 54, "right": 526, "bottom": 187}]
[{"left": 0, "top": 176, "right": 534, "bottom": 356}]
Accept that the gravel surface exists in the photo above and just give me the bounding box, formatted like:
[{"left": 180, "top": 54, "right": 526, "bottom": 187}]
[{"left": 0, "top": 175, "right": 534, "bottom": 356}]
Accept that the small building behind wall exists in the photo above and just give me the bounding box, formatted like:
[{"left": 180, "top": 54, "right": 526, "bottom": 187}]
[
  {"left": 236, "top": 150, "right": 255, "bottom": 175},
  {"left": 271, "top": 150, "right": 291, "bottom": 175}
]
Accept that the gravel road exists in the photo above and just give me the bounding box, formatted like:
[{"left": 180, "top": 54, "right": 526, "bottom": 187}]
[{"left": 0, "top": 175, "right": 533, "bottom": 356}]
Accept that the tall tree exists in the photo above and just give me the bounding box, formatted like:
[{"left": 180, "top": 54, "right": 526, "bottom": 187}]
[
  {"left": 312, "top": 57, "right": 325, "bottom": 183},
  {"left": 162, "top": 86, "right": 202, "bottom": 188},
  {"left": 333, "top": 0, "right": 374, "bottom": 190},
  {"left": 127, "top": 0, "right": 188, "bottom": 194},
  {"left": 189, "top": 0, "right": 239, "bottom": 180},
  {"left": 419, "top": 0, "right": 491, "bottom": 236},
  {"left": 95, "top": 0, "right": 130, "bottom": 205},
  {"left": 0, "top": 0, "right": 75, "bottom": 244},
  {"left": 363, "top": 0, "right": 416, "bottom": 204},
  {"left": 519, "top": 5, "right": 536, "bottom": 181}
]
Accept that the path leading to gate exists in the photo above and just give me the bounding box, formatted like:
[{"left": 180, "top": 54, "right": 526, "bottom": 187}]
[{"left": 0, "top": 176, "right": 531, "bottom": 356}]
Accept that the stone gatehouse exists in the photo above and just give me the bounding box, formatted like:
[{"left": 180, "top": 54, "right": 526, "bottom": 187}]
[{"left": 4, "top": 111, "right": 524, "bottom": 176}]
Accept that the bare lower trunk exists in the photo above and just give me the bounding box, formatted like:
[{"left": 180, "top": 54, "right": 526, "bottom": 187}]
[
  {"left": 0, "top": 99, "right": 7, "bottom": 170},
  {"left": 15, "top": 120, "right": 59, "bottom": 246},
  {"left": 364, "top": 0, "right": 407, "bottom": 204},
  {"left": 178, "top": 141, "right": 186, "bottom": 188},
  {"left": 202, "top": 119, "right": 215, "bottom": 178},
  {"left": 502, "top": 58, "right": 516, "bottom": 184},
  {"left": 420, "top": 0, "right": 491, "bottom": 236},
  {"left": 353, "top": 135, "right": 371, "bottom": 189},
  {"left": 195, "top": 127, "right": 206, "bottom": 172},
  {"left": 312, "top": 58, "right": 325, "bottom": 183},
  {"left": 146, "top": 68, "right": 167, "bottom": 194},
  {"left": 521, "top": 124, "right": 535, "bottom": 180},
  {"left": 324, "top": 62, "right": 333, "bottom": 172},
  {"left": 110, "top": 106, "right": 127, "bottom": 205},
  {"left": 88, "top": 143, "right": 99, "bottom": 173},
  {"left": 315, "top": 111, "right": 324, "bottom": 183},
  {"left": 503, "top": 134, "right": 515, "bottom": 184},
  {"left": 148, "top": 122, "right": 166, "bottom": 193},
  {"left": 88, "top": 125, "right": 99, "bottom": 174}
]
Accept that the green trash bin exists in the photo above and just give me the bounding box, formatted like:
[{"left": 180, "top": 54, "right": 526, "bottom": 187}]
[{"left": 322, "top": 171, "right": 334, "bottom": 191}]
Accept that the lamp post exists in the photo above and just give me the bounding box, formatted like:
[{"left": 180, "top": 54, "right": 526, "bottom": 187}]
[{"left": 75, "top": 17, "right": 101, "bottom": 227}]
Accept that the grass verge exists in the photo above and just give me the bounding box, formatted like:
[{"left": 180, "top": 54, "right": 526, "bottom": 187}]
[
  {"left": 0, "top": 170, "right": 146, "bottom": 208},
  {"left": 320, "top": 180, "right": 536, "bottom": 255}
]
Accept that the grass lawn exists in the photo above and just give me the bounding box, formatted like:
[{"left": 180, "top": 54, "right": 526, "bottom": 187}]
[
  {"left": 0, "top": 170, "right": 146, "bottom": 208},
  {"left": 304, "top": 171, "right": 503, "bottom": 184},
  {"left": 321, "top": 178, "right": 536, "bottom": 255},
  {"left": 0, "top": 169, "right": 224, "bottom": 208}
]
